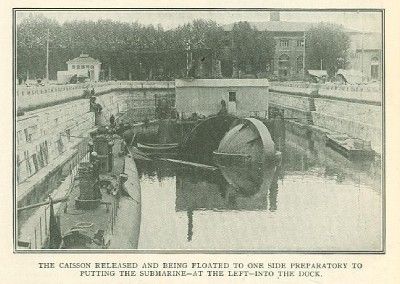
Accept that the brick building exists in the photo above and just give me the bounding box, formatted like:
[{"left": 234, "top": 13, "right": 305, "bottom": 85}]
[
  {"left": 222, "top": 12, "right": 382, "bottom": 81},
  {"left": 222, "top": 12, "right": 308, "bottom": 78},
  {"left": 348, "top": 33, "right": 382, "bottom": 81}
]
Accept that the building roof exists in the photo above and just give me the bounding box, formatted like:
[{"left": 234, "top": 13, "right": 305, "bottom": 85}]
[
  {"left": 222, "top": 21, "right": 360, "bottom": 33},
  {"left": 336, "top": 69, "right": 364, "bottom": 84},
  {"left": 66, "top": 54, "right": 101, "bottom": 65},
  {"left": 175, "top": 78, "right": 270, "bottom": 88},
  {"left": 307, "top": 70, "right": 328, "bottom": 77},
  {"left": 223, "top": 21, "right": 311, "bottom": 32}
]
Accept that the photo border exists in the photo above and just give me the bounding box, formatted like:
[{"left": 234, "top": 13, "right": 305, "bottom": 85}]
[{"left": 12, "top": 7, "right": 386, "bottom": 254}]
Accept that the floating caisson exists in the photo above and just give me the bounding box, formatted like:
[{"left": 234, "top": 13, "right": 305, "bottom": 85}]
[
  {"left": 213, "top": 118, "right": 281, "bottom": 196},
  {"left": 213, "top": 117, "right": 278, "bottom": 166}
]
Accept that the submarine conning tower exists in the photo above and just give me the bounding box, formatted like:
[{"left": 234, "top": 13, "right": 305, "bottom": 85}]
[
  {"left": 75, "top": 133, "right": 114, "bottom": 210},
  {"left": 92, "top": 134, "right": 114, "bottom": 173},
  {"left": 75, "top": 160, "right": 102, "bottom": 209}
]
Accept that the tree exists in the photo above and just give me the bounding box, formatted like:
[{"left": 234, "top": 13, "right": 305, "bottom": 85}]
[
  {"left": 254, "top": 30, "right": 275, "bottom": 74},
  {"left": 17, "top": 15, "right": 229, "bottom": 81},
  {"left": 17, "top": 13, "right": 61, "bottom": 80},
  {"left": 305, "top": 23, "right": 351, "bottom": 75},
  {"left": 171, "top": 19, "right": 226, "bottom": 78},
  {"left": 231, "top": 21, "right": 275, "bottom": 75}
]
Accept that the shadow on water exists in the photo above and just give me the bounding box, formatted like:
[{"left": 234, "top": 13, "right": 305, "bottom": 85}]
[
  {"left": 136, "top": 114, "right": 381, "bottom": 215},
  {"left": 136, "top": 157, "right": 281, "bottom": 242},
  {"left": 135, "top": 116, "right": 381, "bottom": 248}
]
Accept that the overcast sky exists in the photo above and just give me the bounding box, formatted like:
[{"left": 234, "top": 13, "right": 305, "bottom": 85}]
[{"left": 16, "top": 10, "right": 382, "bottom": 33}]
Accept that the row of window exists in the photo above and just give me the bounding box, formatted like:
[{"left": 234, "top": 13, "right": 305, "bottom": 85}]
[
  {"left": 279, "top": 39, "right": 305, "bottom": 48},
  {"left": 278, "top": 55, "right": 304, "bottom": 75},
  {"left": 278, "top": 55, "right": 303, "bottom": 65},
  {"left": 71, "top": 64, "right": 95, "bottom": 70}
]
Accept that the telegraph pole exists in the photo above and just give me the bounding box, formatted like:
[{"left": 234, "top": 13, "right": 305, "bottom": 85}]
[
  {"left": 46, "top": 28, "right": 49, "bottom": 81},
  {"left": 303, "top": 31, "right": 306, "bottom": 76},
  {"left": 358, "top": 10, "right": 365, "bottom": 81},
  {"left": 361, "top": 13, "right": 364, "bottom": 81},
  {"left": 186, "top": 40, "right": 191, "bottom": 77}
]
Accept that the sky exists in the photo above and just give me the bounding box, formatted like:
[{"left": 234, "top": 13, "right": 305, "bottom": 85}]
[{"left": 16, "top": 10, "right": 382, "bottom": 33}]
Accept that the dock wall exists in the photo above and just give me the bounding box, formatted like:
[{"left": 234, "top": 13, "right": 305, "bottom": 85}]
[
  {"left": 17, "top": 81, "right": 174, "bottom": 112},
  {"left": 269, "top": 85, "right": 382, "bottom": 154},
  {"left": 16, "top": 82, "right": 174, "bottom": 205},
  {"left": 175, "top": 80, "right": 382, "bottom": 154},
  {"left": 16, "top": 79, "right": 383, "bottom": 205}
]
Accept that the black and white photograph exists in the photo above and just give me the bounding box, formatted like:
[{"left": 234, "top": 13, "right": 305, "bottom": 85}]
[{"left": 14, "top": 9, "right": 383, "bottom": 252}]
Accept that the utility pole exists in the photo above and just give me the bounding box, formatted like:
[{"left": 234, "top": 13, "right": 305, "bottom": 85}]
[
  {"left": 357, "top": 10, "right": 365, "bottom": 81},
  {"left": 303, "top": 31, "right": 306, "bottom": 76},
  {"left": 46, "top": 28, "right": 50, "bottom": 81},
  {"left": 361, "top": 13, "right": 365, "bottom": 81},
  {"left": 186, "top": 40, "right": 191, "bottom": 77},
  {"left": 320, "top": 59, "right": 323, "bottom": 70}
]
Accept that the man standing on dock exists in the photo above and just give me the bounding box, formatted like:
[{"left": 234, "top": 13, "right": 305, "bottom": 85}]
[{"left": 218, "top": 100, "right": 228, "bottom": 115}]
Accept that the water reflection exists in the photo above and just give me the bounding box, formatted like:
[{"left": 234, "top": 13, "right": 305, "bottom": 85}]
[
  {"left": 136, "top": 118, "right": 382, "bottom": 250},
  {"left": 175, "top": 164, "right": 279, "bottom": 209},
  {"left": 137, "top": 158, "right": 281, "bottom": 243}
]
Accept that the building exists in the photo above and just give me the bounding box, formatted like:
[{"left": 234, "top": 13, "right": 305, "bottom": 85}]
[
  {"left": 222, "top": 12, "right": 382, "bottom": 81},
  {"left": 175, "top": 79, "right": 269, "bottom": 118},
  {"left": 348, "top": 33, "right": 382, "bottom": 81},
  {"left": 223, "top": 12, "right": 309, "bottom": 78},
  {"left": 66, "top": 54, "right": 102, "bottom": 82}
]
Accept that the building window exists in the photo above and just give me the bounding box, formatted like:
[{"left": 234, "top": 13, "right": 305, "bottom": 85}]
[
  {"left": 77, "top": 65, "right": 80, "bottom": 69},
  {"left": 297, "top": 39, "right": 305, "bottom": 47},
  {"left": 278, "top": 54, "right": 290, "bottom": 76},
  {"left": 280, "top": 39, "right": 289, "bottom": 48},
  {"left": 72, "top": 65, "right": 75, "bottom": 69},
  {"left": 371, "top": 56, "right": 379, "bottom": 64},
  {"left": 81, "top": 65, "right": 85, "bottom": 69},
  {"left": 371, "top": 57, "right": 379, "bottom": 79},
  {"left": 296, "top": 56, "right": 304, "bottom": 73},
  {"left": 229, "top": 91, "right": 236, "bottom": 102}
]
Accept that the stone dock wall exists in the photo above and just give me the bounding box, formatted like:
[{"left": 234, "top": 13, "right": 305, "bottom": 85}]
[
  {"left": 16, "top": 80, "right": 382, "bottom": 206},
  {"left": 16, "top": 81, "right": 174, "bottom": 206}
]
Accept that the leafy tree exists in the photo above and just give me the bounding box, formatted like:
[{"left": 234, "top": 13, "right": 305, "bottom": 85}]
[
  {"left": 305, "top": 23, "right": 350, "bottom": 75},
  {"left": 16, "top": 15, "right": 268, "bottom": 81},
  {"left": 231, "top": 21, "right": 275, "bottom": 75},
  {"left": 17, "top": 13, "right": 61, "bottom": 80}
]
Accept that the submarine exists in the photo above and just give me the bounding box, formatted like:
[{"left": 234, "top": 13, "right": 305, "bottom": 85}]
[{"left": 17, "top": 124, "right": 142, "bottom": 250}]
